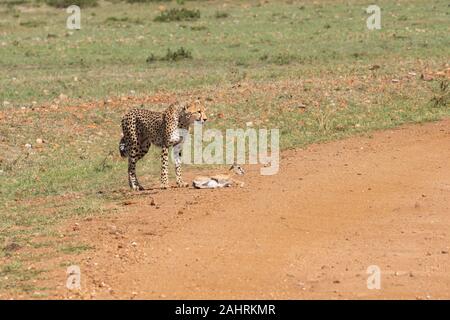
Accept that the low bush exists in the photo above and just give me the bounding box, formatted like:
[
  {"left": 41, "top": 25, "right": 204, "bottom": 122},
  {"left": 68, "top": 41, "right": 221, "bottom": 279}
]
[
  {"left": 154, "top": 8, "right": 200, "bottom": 22},
  {"left": 44, "top": 0, "right": 98, "bottom": 8},
  {"left": 146, "top": 47, "right": 193, "bottom": 63}
]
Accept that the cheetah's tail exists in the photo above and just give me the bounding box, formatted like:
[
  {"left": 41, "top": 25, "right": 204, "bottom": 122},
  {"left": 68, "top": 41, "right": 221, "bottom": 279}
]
[{"left": 119, "top": 136, "right": 127, "bottom": 158}]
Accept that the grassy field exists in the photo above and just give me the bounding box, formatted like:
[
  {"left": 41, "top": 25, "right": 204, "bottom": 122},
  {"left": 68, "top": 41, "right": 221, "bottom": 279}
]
[{"left": 0, "top": 0, "right": 449, "bottom": 296}]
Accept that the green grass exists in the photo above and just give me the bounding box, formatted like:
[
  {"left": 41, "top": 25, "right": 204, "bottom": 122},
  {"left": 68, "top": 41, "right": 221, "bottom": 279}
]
[
  {"left": 0, "top": 260, "right": 47, "bottom": 294},
  {"left": 0, "top": 0, "right": 449, "bottom": 297},
  {"left": 59, "top": 244, "right": 94, "bottom": 254},
  {"left": 0, "top": 0, "right": 448, "bottom": 105}
]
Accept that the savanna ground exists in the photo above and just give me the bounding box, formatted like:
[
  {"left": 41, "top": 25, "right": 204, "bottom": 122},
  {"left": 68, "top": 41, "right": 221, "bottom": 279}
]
[{"left": 0, "top": 0, "right": 449, "bottom": 299}]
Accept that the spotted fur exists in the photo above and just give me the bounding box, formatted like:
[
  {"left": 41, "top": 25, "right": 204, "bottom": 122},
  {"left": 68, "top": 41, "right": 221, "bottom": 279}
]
[{"left": 120, "top": 100, "right": 207, "bottom": 190}]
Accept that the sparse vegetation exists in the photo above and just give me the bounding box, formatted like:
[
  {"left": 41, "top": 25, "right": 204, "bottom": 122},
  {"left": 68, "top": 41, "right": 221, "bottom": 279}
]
[
  {"left": 214, "top": 11, "right": 229, "bottom": 19},
  {"left": 126, "top": 0, "right": 171, "bottom": 3},
  {"left": 0, "top": 0, "right": 449, "bottom": 298},
  {"left": 105, "top": 16, "right": 144, "bottom": 24},
  {"left": 154, "top": 8, "right": 200, "bottom": 22},
  {"left": 43, "top": 0, "right": 98, "bottom": 8},
  {"left": 146, "top": 47, "right": 193, "bottom": 63},
  {"left": 431, "top": 80, "right": 449, "bottom": 108},
  {"left": 190, "top": 25, "right": 207, "bottom": 31},
  {"left": 59, "top": 244, "right": 94, "bottom": 254},
  {"left": 19, "top": 20, "right": 46, "bottom": 27}
]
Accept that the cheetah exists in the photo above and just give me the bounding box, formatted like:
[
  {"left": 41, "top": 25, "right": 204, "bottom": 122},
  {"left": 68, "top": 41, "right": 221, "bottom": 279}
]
[{"left": 119, "top": 99, "right": 207, "bottom": 190}]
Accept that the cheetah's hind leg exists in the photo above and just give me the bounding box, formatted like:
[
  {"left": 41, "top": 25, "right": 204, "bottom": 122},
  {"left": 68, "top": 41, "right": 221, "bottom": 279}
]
[
  {"left": 126, "top": 139, "right": 146, "bottom": 191},
  {"left": 127, "top": 156, "right": 144, "bottom": 191}
]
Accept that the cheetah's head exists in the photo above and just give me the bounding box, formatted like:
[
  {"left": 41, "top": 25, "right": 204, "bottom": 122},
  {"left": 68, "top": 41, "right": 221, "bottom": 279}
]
[{"left": 181, "top": 98, "right": 208, "bottom": 125}]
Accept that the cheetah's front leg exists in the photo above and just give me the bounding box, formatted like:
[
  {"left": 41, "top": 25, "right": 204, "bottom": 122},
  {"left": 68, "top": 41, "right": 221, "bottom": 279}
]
[
  {"left": 174, "top": 142, "right": 188, "bottom": 188},
  {"left": 160, "top": 147, "right": 170, "bottom": 189}
]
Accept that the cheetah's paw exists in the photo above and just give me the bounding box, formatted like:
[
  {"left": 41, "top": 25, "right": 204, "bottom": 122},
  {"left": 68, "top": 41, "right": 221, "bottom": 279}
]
[
  {"left": 160, "top": 183, "right": 169, "bottom": 190},
  {"left": 176, "top": 181, "right": 189, "bottom": 188},
  {"left": 131, "top": 184, "right": 144, "bottom": 191}
]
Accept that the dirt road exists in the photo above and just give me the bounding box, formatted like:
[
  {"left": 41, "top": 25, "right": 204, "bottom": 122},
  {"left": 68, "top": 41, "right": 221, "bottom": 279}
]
[{"left": 48, "top": 119, "right": 450, "bottom": 299}]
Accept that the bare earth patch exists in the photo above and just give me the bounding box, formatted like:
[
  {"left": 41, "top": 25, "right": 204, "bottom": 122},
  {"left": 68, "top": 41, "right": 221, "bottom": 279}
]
[{"left": 10, "top": 118, "right": 448, "bottom": 300}]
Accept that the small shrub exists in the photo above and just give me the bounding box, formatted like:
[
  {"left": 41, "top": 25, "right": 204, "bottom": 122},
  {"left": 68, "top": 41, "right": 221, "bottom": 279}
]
[
  {"left": 146, "top": 54, "right": 157, "bottom": 63},
  {"left": 271, "top": 53, "right": 296, "bottom": 65},
  {"left": 44, "top": 0, "right": 98, "bottom": 8},
  {"left": 190, "top": 25, "right": 207, "bottom": 31},
  {"left": 154, "top": 8, "right": 200, "bottom": 22},
  {"left": 127, "top": 0, "right": 171, "bottom": 3},
  {"left": 163, "top": 47, "right": 192, "bottom": 61},
  {"left": 146, "top": 47, "right": 192, "bottom": 63},
  {"left": 259, "top": 54, "right": 269, "bottom": 61},
  {"left": 214, "top": 11, "right": 229, "bottom": 19}
]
